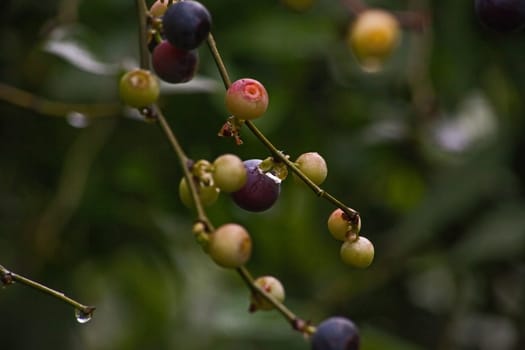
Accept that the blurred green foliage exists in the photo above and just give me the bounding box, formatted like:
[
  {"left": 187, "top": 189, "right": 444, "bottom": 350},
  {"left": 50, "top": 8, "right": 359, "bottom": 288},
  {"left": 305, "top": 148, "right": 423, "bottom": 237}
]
[{"left": 1, "top": 0, "right": 524, "bottom": 349}]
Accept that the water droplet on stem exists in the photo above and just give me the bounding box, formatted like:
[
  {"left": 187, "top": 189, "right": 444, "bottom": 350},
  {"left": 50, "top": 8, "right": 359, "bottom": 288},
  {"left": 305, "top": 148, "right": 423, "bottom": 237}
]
[{"left": 75, "top": 308, "right": 93, "bottom": 324}]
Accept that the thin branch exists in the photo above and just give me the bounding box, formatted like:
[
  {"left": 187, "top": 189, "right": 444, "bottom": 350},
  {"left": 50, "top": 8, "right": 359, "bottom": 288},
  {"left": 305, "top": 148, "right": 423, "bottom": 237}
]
[
  {"left": 0, "top": 264, "right": 95, "bottom": 317},
  {"left": 0, "top": 82, "right": 120, "bottom": 118}
]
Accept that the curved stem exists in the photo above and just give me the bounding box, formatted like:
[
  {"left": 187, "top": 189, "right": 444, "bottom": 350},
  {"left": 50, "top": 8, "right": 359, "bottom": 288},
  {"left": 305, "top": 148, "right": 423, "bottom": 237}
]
[{"left": 0, "top": 264, "right": 95, "bottom": 316}]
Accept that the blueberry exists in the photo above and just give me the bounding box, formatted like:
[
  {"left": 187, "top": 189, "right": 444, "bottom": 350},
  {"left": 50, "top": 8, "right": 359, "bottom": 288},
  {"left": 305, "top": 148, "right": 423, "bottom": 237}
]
[
  {"left": 311, "top": 317, "right": 360, "bottom": 350},
  {"left": 162, "top": 1, "right": 212, "bottom": 50},
  {"left": 232, "top": 159, "right": 281, "bottom": 212},
  {"left": 475, "top": 0, "right": 525, "bottom": 32}
]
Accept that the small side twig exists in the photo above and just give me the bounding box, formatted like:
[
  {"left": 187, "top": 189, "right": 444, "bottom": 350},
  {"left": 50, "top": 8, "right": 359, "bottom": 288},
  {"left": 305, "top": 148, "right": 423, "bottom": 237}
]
[{"left": 0, "top": 264, "right": 95, "bottom": 320}]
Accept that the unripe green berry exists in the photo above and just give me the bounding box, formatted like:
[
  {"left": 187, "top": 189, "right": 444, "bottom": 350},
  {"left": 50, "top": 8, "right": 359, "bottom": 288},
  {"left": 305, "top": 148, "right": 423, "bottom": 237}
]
[
  {"left": 179, "top": 177, "right": 219, "bottom": 208},
  {"left": 119, "top": 69, "right": 160, "bottom": 107},
  {"left": 327, "top": 208, "right": 361, "bottom": 241},
  {"left": 208, "top": 223, "right": 252, "bottom": 268},
  {"left": 225, "top": 78, "right": 269, "bottom": 120},
  {"left": 250, "top": 276, "right": 286, "bottom": 311},
  {"left": 212, "top": 154, "right": 247, "bottom": 192},
  {"left": 340, "top": 236, "right": 374, "bottom": 268},
  {"left": 294, "top": 152, "right": 328, "bottom": 185}
]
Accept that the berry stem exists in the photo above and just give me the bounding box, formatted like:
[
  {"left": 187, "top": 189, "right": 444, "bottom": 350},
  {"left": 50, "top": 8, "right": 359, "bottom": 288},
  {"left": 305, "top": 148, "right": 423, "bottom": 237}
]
[
  {"left": 136, "top": 0, "right": 151, "bottom": 69},
  {"left": 206, "top": 33, "right": 232, "bottom": 89},
  {"left": 0, "top": 264, "right": 95, "bottom": 317}
]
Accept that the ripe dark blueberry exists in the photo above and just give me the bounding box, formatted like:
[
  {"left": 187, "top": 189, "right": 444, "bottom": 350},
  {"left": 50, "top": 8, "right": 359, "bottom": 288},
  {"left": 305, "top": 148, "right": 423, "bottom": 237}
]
[
  {"left": 162, "top": 1, "right": 212, "bottom": 50},
  {"left": 152, "top": 41, "right": 199, "bottom": 83},
  {"left": 232, "top": 159, "right": 281, "bottom": 212},
  {"left": 475, "top": 0, "right": 525, "bottom": 32},
  {"left": 311, "top": 317, "right": 360, "bottom": 350}
]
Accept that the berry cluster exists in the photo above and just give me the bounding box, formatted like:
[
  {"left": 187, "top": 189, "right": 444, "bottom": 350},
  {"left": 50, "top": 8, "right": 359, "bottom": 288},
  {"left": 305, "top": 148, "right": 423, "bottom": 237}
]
[{"left": 117, "top": 1, "right": 376, "bottom": 348}]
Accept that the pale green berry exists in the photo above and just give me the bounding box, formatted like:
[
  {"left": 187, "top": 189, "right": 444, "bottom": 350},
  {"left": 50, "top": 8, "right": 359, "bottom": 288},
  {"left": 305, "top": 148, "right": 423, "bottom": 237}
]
[
  {"left": 340, "top": 236, "right": 374, "bottom": 268},
  {"left": 250, "top": 276, "right": 285, "bottom": 311},
  {"left": 212, "top": 154, "right": 247, "bottom": 192},
  {"left": 179, "top": 177, "right": 219, "bottom": 208},
  {"left": 208, "top": 223, "right": 252, "bottom": 268}
]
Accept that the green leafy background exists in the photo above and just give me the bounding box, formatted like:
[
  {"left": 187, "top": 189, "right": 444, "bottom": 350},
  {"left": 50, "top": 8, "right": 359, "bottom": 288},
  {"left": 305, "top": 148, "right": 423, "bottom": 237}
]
[{"left": 1, "top": 0, "right": 524, "bottom": 349}]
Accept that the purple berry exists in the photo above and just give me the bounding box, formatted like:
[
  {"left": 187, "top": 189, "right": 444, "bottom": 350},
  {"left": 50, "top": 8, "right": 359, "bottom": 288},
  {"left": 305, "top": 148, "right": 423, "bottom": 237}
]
[
  {"left": 311, "top": 317, "right": 360, "bottom": 350},
  {"left": 152, "top": 41, "right": 199, "bottom": 83},
  {"left": 475, "top": 0, "right": 525, "bottom": 32},
  {"left": 162, "top": 1, "right": 212, "bottom": 50},
  {"left": 231, "top": 159, "right": 281, "bottom": 212}
]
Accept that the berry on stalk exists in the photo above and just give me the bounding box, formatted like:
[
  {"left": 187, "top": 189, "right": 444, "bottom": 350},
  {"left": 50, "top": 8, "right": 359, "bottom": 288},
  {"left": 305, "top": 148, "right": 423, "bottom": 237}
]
[
  {"left": 340, "top": 236, "right": 374, "bottom": 268},
  {"left": 119, "top": 69, "right": 160, "bottom": 108},
  {"left": 475, "top": 0, "right": 525, "bottom": 32},
  {"left": 327, "top": 208, "right": 361, "bottom": 241},
  {"left": 250, "top": 276, "right": 286, "bottom": 312},
  {"left": 225, "top": 78, "right": 269, "bottom": 120},
  {"left": 232, "top": 159, "right": 281, "bottom": 212},
  {"left": 212, "top": 154, "right": 247, "bottom": 192},
  {"left": 152, "top": 41, "right": 199, "bottom": 83},
  {"left": 294, "top": 152, "right": 328, "bottom": 185},
  {"left": 208, "top": 223, "right": 252, "bottom": 268},
  {"left": 162, "top": 0, "right": 212, "bottom": 50},
  {"left": 179, "top": 177, "right": 219, "bottom": 208},
  {"left": 311, "top": 317, "right": 360, "bottom": 350}
]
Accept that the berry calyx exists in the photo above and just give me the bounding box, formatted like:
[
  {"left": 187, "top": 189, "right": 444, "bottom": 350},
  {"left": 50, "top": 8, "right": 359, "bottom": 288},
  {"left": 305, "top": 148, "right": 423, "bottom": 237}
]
[
  {"left": 232, "top": 159, "right": 281, "bottom": 212},
  {"left": 152, "top": 41, "right": 199, "bottom": 83},
  {"left": 327, "top": 208, "right": 361, "bottom": 241},
  {"left": 162, "top": 0, "right": 212, "bottom": 50},
  {"left": 311, "top": 317, "right": 360, "bottom": 350},
  {"left": 208, "top": 223, "right": 252, "bottom": 268},
  {"left": 340, "top": 236, "right": 374, "bottom": 268},
  {"left": 250, "top": 276, "right": 286, "bottom": 312},
  {"left": 348, "top": 9, "right": 401, "bottom": 72},
  {"left": 212, "top": 154, "right": 248, "bottom": 192},
  {"left": 119, "top": 69, "right": 160, "bottom": 108},
  {"left": 294, "top": 152, "right": 328, "bottom": 185},
  {"left": 225, "top": 78, "right": 269, "bottom": 120},
  {"left": 179, "top": 177, "right": 219, "bottom": 208},
  {"left": 475, "top": 0, "right": 525, "bottom": 32}
]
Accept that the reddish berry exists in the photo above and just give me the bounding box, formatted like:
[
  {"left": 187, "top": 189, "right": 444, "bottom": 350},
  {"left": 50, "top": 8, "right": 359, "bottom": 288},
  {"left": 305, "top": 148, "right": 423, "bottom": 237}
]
[
  {"left": 340, "top": 236, "right": 374, "bottom": 268},
  {"left": 179, "top": 177, "right": 219, "bottom": 208},
  {"left": 348, "top": 9, "right": 400, "bottom": 71},
  {"left": 311, "top": 317, "right": 360, "bottom": 350},
  {"left": 327, "top": 209, "right": 361, "bottom": 241},
  {"left": 250, "top": 276, "right": 286, "bottom": 311},
  {"left": 152, "top": 41, "right": 199, "bottom": 84},
  {"left": 232, "top": 159, "right": 281, "bottom": 212},
  {"left": 162, "top": 1, "right": 211, "bottom": 50},
  {"left": 208, "top": 223, "right": 252, "bottom": 268},
  {"left": 294, "top": 152, "right": 328, "bottom": 185},
  {"left": 119, "top": 69, "right": 160, "bottom": 107},
  {"left": 212, "top": 154, "right": 247, "bottom": 193},
  {"left": 225, "top": 78, "right": 269, "bottom": 120}
]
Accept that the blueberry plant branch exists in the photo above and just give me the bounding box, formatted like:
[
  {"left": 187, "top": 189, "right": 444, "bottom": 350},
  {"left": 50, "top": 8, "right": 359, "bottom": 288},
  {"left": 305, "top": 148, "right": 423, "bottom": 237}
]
[
  {"left": 0, "top": 264, "right": 95, "bottom": 318},
  {"left": 205, "top": 35, "right": 360, "bottom": 223},
  {"left": 135, "top": 0, "right": 315, "bottom": 335}
]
